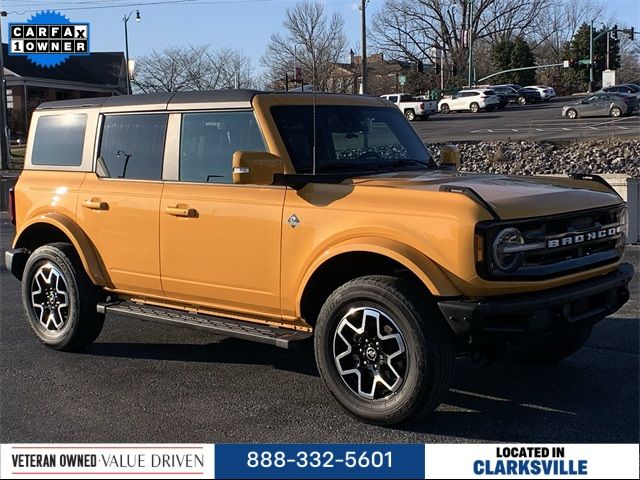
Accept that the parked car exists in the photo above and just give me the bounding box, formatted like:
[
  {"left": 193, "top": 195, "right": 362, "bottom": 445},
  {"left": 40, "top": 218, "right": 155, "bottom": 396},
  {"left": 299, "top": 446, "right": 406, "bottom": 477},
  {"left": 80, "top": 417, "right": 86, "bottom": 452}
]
[
  {"left": 525, "top": 85, "right": 557, "bottom": 100},
  {"left": 380, "top": 93, "right": 438, "bottom": 121},
  {"left": 520, "top": 87, "right": 543, "bottom": 102},
  {"left": 438, "top": 89, "right": 500, "bottom": 113},
  {"left": 491, "top": 85, "right": 539, "bottom": 105},
  {"left": 599, "top": 84, "right": 640, "bottom": 99},
  {"left": 5, "top": 90, "right": 633, "bottom": 426},
  {"left": 562, "top": 92, "right": 638, "bottom": 118}
]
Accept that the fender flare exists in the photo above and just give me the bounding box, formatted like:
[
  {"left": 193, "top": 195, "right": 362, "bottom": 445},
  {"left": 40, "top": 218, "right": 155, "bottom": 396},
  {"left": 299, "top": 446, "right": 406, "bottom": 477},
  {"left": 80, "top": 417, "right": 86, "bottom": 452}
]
[
  {"left": 13, "top": 212, "right": 111, "bottom": 286},
  {"left": 295, "top": 236, "right": 461, "bottom": 316}
]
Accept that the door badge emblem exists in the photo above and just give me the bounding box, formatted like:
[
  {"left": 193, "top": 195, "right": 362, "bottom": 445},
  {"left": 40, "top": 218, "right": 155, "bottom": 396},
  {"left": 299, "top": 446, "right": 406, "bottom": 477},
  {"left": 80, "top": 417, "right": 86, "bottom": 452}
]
[{"left": 288, "top": 214, "right": 300, "bottom": 228}]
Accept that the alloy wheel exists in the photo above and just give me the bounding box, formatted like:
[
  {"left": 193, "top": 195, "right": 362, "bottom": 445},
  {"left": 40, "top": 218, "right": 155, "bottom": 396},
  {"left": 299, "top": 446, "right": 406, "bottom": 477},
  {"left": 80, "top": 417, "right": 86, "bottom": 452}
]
[
  {"left": 333, "top": 307, "right": 408, "bottom": 401},
  {"left": 30, "top": 262, "right": 69, "bottom": 335}
]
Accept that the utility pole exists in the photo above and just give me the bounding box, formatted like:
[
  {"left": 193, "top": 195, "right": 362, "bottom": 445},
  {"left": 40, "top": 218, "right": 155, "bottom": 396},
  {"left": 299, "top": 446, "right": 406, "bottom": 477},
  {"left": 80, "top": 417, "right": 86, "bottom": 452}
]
[
  {"left": 467, "top": 0, "right": 473, "bottom": 87},
  {"left": 360, "top": 0, "right": 368, "bottom": 95},
  {"left": 589, "top": 19, "right": 594, "bottom": 91},
  {"left": 440, "top": 47, "right": 444, "bottom": 90},
  {"left": 606, "top": 30, "right": 610, "bottom": 70},
  {"left": 0, "top": 11, "right": 11, "bottom": 170}
]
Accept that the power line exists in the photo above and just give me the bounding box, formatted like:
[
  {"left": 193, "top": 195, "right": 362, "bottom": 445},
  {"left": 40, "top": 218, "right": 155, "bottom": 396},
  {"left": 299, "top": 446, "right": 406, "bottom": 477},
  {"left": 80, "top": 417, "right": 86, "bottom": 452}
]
[{"left": 3, "top": 0, "right": 281, "bottom": 14}]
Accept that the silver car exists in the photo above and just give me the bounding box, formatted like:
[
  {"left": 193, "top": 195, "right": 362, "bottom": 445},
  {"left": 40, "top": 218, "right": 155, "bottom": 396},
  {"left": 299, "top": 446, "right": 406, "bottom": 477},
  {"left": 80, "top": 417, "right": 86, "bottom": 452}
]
[{"left": 562, "top": 93, "right": 637, "bottom": 119}]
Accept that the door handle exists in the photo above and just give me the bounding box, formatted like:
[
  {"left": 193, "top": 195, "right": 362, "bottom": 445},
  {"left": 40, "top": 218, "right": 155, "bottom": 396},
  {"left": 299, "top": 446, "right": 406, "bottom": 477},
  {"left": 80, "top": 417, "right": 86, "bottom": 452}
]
[
  {"left": 82, "top": 198, "right": 109, "bottom": 210},
  {"left": 165, "top": 205, "right": 198, "bottom": 218}
]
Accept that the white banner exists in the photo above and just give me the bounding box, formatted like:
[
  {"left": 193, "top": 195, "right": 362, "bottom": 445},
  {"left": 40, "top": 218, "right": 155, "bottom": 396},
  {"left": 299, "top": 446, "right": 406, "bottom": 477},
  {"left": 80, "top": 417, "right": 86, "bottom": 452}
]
[
  {"left": 0, "top": 444, "right": 214, "bottom": 479},
  {"left": 425, "top": 444, "right": 639, "bottom": 479}
]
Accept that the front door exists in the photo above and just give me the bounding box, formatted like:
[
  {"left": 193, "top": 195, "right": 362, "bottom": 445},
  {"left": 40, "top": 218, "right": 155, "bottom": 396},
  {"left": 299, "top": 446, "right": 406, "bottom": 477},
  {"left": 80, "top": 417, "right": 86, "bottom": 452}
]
[
  {"left": 76, "top": 113, "right": 167, "bottom": 296},
  {"left": 159, "top": 110, "right": 285, "bottom": 319}
]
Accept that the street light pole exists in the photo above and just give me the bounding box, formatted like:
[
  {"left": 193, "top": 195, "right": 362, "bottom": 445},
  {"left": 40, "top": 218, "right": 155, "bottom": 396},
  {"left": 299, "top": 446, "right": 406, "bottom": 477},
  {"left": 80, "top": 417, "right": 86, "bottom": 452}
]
[
  {"left": 467, "top": 0, "right": 474, "bottom": 87},
  {"left": 589, "top": 19, "right": 594, "bottom": 91},
  {"left": 123, "top": 10, "right": 140, "bottom": 95},
  {"left": 360, "top": 0, "right": 368, "bottom": 95},
  {"left": 0, "top": 10, "right": 11, "bottom": 170}
]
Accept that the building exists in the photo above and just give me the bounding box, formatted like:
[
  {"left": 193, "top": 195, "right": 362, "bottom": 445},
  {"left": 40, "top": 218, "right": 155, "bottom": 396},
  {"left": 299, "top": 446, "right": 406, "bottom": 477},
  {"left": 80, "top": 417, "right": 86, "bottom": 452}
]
[
  {"left": 2, "top": 44, "right": 127, "bottom": 137},
  {"left": 328, "top": 52, "right": 415, "bottom": 95}
]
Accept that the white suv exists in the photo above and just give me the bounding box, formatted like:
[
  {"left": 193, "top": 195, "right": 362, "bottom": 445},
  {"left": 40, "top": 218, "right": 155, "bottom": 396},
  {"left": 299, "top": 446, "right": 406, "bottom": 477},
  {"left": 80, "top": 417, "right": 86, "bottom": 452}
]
[{"left": 438, "top": 89, "right": 500, "bottom": 113}]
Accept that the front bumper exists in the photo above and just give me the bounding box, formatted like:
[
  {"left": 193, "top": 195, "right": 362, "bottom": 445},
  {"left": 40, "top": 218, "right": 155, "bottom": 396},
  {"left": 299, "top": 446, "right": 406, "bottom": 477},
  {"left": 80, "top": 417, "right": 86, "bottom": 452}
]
[{"left": 438, "top": 263, "right": 633, "bottom": 345}]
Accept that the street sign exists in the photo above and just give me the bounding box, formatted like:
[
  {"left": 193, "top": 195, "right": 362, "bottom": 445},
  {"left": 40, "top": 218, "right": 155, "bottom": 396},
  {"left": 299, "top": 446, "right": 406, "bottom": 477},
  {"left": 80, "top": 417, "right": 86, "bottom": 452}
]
[
  {"left": 578, "top": 59, "right": 590, "bottom": 65},
  {"left": 398, "top": 75, "right": 406, "bottom": 86},
  {"left": 563, "top": 60, "right": 570, "bottom": 68}
]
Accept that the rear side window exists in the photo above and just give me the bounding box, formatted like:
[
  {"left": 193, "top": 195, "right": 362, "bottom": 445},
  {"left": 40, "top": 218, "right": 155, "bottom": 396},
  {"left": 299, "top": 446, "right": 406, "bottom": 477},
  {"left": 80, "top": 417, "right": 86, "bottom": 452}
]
[
  {"left": 98, "top": 114, "right": 167, "bottom": 180},
  {"left": 32, "top": 114, "right": 87, "bottom": 166},
  {"left": 179, "top": 111, "right": 265, "bottom": 184}
]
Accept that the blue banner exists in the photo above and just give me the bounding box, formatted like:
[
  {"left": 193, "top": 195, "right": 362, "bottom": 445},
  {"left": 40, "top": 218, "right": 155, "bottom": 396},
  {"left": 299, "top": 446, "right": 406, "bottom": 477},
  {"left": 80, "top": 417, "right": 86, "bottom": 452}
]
[{"left": 214, "top": 443, "right": 425, "bottom": 479}]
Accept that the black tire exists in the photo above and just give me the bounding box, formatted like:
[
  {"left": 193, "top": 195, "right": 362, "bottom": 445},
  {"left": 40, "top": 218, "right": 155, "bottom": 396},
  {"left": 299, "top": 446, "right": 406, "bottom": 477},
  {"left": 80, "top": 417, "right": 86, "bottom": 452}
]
[
  {"left": 404, "top": 109, "right": 416, "bottom": 121},
  {"left": 469, "top": 102, "right": 480, "bottom": 113},
  {"left": 566, "top": 108, "right": 578, "bottom": 119},
  {"left": 21, "top": 242, "right": 104, "bottom": 351},
  {"left": 314, "top": 275, "right": 455, "bottom": 425},
  {"left": 515, "top": 327, "right": 593, "bottom": 365},
  {"left": 440, "top": 103, "right": 450, "bottom": 114}
]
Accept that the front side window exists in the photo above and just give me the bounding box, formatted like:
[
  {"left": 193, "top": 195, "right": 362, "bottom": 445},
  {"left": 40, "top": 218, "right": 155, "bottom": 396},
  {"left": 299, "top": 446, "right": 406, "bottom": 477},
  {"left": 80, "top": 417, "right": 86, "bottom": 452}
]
[
  {"left": 98, "top": 114, "right": 167, "bottom": 180},
  {"left": 32, "top": 114, "right": 86, "bottom": 166},
  {"left": 179, "top": 111, "right": 265, "bottom": 184},
  {"left": 271, "top": 105, "right": 433, "bottom": 175}
]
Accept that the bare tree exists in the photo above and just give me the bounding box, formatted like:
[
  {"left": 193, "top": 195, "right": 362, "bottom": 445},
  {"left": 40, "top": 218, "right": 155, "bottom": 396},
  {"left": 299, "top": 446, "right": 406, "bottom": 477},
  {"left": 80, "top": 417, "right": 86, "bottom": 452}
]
[
  {"left": 371, "top": 0, "right": 550, "bottom": 83},
  {"left": 261, "top": 0, "right": 348, "bottom": 91},
  {"left": 133, "top": 46, "right": 255, "bottom": 93}
]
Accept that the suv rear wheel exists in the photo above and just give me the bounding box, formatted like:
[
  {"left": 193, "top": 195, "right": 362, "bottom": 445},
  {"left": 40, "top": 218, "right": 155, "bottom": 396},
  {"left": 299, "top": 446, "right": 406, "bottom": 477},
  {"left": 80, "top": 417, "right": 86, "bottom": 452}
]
[
  {"left": 314, "top": 275, "right": 455, "bottom": 425},
  {"left": 22, "top": 243, "right": 104, "bottom": 351},
  {"left": 404, "top": 109, "right": 416, "bottom": 121}
]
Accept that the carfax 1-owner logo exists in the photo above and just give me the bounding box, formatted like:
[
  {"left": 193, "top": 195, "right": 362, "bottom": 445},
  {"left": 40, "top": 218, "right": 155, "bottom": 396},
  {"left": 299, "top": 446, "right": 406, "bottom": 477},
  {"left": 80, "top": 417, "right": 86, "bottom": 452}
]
[{"left": 8, "top": 10, "right": 90, "bottom": 67}]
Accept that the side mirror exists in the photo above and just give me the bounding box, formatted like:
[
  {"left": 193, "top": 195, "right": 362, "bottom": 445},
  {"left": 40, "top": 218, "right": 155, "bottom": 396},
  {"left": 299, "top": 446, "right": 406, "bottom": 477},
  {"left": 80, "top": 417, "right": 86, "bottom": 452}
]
[
  {"left": 232, "top": 151, "right": 283, "bottom": 185},
  {"left": 440, "top": 144, "right": 461, "bottom": 169}
]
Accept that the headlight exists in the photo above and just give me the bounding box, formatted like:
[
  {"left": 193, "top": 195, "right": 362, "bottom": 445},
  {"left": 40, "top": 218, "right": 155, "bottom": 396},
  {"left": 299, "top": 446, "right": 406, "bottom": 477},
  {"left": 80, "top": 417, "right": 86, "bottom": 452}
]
[{"left": 492, "top": 228, "right": 525, "bottom": 272}]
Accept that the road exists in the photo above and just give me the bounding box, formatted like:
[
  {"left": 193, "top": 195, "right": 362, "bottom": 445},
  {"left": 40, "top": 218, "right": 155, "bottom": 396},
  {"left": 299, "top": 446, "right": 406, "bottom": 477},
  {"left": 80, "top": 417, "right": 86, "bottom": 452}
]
[
  {"left": 414, "top": 96, "right": 640, "bottom": 142},
  {"left": 0, "top": 213, "right": 638, "bottom": 444}
]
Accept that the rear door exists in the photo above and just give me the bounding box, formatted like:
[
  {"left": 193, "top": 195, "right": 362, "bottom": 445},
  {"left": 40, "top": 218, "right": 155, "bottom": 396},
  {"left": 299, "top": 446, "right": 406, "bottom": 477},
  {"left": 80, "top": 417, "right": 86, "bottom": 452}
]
[{"left": 76, "top": 113, "right": 167, "bottom": 296}]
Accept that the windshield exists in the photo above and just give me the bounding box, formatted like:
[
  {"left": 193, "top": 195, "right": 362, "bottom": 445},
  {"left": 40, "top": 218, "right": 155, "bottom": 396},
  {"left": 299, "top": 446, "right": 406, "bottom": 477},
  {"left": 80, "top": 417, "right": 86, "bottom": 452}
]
[{"left": 270, "top": 105, "right": 434, "bottom": 174}]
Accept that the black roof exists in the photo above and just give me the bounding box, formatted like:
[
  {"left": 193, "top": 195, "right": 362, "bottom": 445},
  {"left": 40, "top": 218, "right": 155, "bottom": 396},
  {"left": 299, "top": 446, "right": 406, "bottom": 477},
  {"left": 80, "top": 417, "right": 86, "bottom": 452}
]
[
  {"left": 37, "top": 89, "right": 264, "bottom": 110},
  {"left": 2, "top": 43, "right": 124, "bottom": 87}
]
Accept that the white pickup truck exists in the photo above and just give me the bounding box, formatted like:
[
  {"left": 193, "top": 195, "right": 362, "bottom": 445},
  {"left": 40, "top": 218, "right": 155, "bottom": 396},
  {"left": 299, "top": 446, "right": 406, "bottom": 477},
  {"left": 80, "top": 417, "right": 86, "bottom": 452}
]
[{"left": 380, "top": 93, "right": 438, "bottom": 121}]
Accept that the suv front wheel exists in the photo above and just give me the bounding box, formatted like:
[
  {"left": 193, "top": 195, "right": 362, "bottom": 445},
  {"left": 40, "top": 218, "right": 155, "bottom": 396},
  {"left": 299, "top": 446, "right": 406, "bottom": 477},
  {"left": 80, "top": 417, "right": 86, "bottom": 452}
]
[
  {"left": 22, "top": 243, "right": 105, "bottom": 351},
  {"left": 314, "top": 275, "right": 455, "bottom": 425}
]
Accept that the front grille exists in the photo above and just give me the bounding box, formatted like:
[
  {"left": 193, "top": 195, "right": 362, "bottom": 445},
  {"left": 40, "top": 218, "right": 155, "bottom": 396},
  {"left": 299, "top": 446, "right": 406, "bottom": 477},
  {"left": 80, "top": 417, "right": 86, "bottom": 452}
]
[{"left": 478, "top": 205, "right": 625, "bottom": 280}]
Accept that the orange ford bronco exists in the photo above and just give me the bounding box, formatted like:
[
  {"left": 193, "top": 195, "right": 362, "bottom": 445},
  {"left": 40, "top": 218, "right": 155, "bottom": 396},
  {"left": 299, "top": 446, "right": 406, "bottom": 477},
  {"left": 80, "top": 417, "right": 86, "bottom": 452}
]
[{"left": 5, "top": 91, "right": 633, "bottom": 425}]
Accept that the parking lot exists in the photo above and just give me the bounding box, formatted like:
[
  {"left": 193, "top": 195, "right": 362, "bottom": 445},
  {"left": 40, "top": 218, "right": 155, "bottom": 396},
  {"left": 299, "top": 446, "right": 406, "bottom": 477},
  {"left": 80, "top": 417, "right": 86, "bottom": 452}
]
[
  {"left": 1, "top": 213, "right": 638, "bottom": 444},
  {"left": 414, "top": 96, "right": 640, "bottom": 143}
]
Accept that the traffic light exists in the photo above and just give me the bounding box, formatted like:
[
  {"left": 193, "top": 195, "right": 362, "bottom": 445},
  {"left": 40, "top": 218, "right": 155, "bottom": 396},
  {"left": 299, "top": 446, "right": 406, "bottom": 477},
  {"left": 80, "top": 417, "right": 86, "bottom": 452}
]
[
  {"left": 612, "top": 24, "right": 618, "bottom": 39},
  {"left": 630, "top": 27, "right": 635, "bottom": 41},
  {"left": 416, "top": 60, "right": 424, "bottom": 72},
  {"left": 435, "top": 62, "right": 441, "bottom": 75}
]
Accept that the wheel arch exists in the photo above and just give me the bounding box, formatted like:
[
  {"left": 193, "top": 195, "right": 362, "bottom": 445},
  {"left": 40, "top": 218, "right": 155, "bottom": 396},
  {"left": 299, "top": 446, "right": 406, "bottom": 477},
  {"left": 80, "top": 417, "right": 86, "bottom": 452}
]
[
  {"left": 296, "top": 238, "right": 460, "bottom": 326},
  {"left": 13, "top": 213, "right": 110, "bottom": 286}
]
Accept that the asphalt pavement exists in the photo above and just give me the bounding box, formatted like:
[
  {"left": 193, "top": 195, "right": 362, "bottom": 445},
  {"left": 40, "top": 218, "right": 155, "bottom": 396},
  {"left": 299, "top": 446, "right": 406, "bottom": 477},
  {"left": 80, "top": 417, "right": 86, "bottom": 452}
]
[
  {"left": 414, "top": 96, "right": 640, "bottom": 143},
  {"left": 0, "top": 213, "right": 638, "bottom": 444}
]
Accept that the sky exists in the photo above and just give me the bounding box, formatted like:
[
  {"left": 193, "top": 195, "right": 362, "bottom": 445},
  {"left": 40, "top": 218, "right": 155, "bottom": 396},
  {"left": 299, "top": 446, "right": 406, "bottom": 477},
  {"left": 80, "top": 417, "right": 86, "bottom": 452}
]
[{"left": 1, "top": 0, "right": 639, "bottom": 75}]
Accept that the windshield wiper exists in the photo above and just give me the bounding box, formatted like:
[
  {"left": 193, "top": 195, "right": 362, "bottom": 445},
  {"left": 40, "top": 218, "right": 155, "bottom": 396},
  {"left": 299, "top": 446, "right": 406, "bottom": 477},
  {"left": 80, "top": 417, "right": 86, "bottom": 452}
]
[
  {"left": 319, "top": 161, "right": 381, "bottom": 173},
  {"left": 379, "top": 159, "right": 434, "bottom": 169}
]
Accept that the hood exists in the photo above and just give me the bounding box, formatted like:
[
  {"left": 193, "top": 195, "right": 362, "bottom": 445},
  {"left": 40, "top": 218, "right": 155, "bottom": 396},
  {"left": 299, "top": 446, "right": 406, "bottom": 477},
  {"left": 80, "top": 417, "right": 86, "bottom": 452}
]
[{"left": 350, "top": 171, "right": 622, "bottom": 219}]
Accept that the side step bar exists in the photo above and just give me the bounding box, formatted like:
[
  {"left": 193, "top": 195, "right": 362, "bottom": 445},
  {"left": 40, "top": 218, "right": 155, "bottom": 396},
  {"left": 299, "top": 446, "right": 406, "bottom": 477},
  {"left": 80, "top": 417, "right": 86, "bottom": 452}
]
[{"left": 97, "top": 301, "right": 312, "bottom": 349}]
